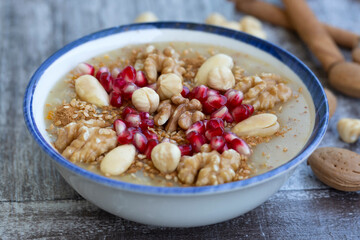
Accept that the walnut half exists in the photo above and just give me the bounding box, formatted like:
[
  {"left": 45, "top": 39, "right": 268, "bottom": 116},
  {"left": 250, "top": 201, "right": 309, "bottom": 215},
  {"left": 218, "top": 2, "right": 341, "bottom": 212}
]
[
  {"left": 177, "top": 149, "right": 244, "bottom": 186},
  {"left": 54, "top": 121, "right": 117, "bottom": 163}
]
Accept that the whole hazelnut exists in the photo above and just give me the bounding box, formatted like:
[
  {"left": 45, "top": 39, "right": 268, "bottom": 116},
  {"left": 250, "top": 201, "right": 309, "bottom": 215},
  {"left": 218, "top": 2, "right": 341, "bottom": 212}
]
[
  {"left": 131, "top": 87, "right": 159, "bottom": 113},
  {"left": 207, "top": 66, "right": 235, "bottom": 91},
  {"left": 157, "top": 73, "right": 183, "bottom": 100},
  {"left": 151, "top": 142, "right": 181, "bottom": 173}
]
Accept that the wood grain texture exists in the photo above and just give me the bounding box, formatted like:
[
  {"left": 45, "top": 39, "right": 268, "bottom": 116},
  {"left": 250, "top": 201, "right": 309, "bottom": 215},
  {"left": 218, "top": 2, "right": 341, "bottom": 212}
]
[{"left": 0, "top": 0, "right": 359, "bottom": 238}]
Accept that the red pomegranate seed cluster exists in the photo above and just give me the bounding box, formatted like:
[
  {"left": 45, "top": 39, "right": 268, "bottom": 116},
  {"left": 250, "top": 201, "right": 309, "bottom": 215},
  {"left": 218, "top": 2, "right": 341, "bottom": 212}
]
[
  {"left": 185, "top": 118, "right": 251, "bottom": 156},
  {"left": 76, "top": 63, "right": 255, "bottom": 160},
  {"left": 115, "top": 106, "right": 157, "bottom": 157},
  {"left": 188, "top": 85, "right": 254, "bottom": 123},
  {"left": 78, "top": 63, "right": 149, "bottom": 108}
]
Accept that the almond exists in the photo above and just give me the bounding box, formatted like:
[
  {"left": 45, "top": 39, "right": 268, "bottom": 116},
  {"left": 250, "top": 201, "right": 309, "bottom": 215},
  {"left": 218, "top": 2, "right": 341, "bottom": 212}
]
[
  {"left": 308, "top": 147, "right": 360, "bottom": 192},
  {"left": 324, "top": 88, "right": 337, "bottom": 119},
  {"left": 232, "top": 113, "right": 279, "bottom": 137}
]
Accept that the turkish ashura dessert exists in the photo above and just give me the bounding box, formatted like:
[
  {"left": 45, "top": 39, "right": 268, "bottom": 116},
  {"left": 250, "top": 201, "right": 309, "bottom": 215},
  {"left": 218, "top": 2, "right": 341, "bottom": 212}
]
[{"left": 45, "top": 43, "right": 310, "bottom": 187}]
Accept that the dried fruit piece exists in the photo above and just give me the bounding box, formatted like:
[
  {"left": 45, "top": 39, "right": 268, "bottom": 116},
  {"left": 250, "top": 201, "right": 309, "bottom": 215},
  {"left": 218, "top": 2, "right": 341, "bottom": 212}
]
[
  {"left": 75, "top": 75, "right": 109, "bottom": 107},
  {"left": 100, "top": 144, "right": 136, "bottom": 176}
]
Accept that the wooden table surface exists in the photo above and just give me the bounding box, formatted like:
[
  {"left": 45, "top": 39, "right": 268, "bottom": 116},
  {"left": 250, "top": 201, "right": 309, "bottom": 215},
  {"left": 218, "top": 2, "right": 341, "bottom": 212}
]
[{"left": 1, "top": 0, "right": 359, "bottom": 238}]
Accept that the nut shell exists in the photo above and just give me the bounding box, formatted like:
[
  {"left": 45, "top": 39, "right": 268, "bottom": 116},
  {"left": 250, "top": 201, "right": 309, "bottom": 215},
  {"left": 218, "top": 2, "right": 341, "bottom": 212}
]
[
  {"left": 308, "top": 147, "right": 360, "bottom": 192},
  {"left": 132, "top": 87, "right": 159, "bottom": 113}
]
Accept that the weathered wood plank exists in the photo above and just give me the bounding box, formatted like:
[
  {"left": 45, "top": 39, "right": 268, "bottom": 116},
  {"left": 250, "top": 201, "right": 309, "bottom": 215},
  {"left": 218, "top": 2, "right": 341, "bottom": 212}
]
[
  {"left": 1, "top": 189, "right": 359, "bottom": 239},
  {"left": 0, "top": 0, "right": 360, "bottom": 237}
]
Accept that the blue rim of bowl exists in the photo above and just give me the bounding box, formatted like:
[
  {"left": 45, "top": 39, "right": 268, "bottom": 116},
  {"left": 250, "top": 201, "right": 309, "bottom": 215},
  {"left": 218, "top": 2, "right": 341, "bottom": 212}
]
[{"left": 23, "top": 22, "right": 328, "bottom": 195}]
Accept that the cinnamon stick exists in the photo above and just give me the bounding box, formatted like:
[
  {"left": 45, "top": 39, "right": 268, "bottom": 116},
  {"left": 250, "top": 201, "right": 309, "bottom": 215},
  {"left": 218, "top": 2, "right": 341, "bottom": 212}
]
[
  {"left": 232, "top": 0, "right": 359, "bottom": 49},
  {"left": 282, "top": 0, "right": 344, "bottom": 71}
]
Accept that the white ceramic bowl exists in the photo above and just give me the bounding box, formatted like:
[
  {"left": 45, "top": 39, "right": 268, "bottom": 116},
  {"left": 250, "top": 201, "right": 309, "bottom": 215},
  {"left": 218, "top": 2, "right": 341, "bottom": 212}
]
[{"left": 24, "top": 22, "right": 328, "bottom": 227}]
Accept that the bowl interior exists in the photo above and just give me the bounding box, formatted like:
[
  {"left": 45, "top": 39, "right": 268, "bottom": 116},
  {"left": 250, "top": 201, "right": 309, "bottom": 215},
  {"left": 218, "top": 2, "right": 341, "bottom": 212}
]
[{"left": 24, "top": 22, "right": 328, "bottom": 194}]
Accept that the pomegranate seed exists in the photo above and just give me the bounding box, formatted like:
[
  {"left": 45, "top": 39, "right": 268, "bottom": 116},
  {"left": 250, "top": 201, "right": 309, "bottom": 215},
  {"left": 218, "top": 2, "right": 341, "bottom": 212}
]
[
  {"left": 124, "top": 113, "right": 141, "bottom": 127},
  {"left": 206, "top": 119, "right": 224, "bottom": 130},
  {"left": 140, "top": 112, "right": 150, "bottom": 120},
  {"left": 122, "top": 107, "right": 138, "bottom": 119},
  {"left": 135, "top": 71, "right": 148, "bottom": 87},
  {"left": 147, "top": 83, "right": 157, "bottom": 90},
  {"left": 224, "top": 131, "right": 238, "bottom": 142},
  {"left": 145, "top": 139, "right": 159, "bottom": 159},
  {"left": 112, "top": 77, "right": 127, "bottom": 93},
  {"left": 229, "top": 138, "right": 251, "bottom": 156},
  {"left": 117, "top": 130, "right": 134, "bottom": 144},
  {"left": 225, "top": 89, "right": 243, "bottom": 109},
  {"left": 96, "top": 67, "right": 109, "bottom": 80},
  {"left": 109, "top": 91, "right": 122, "bottom": 108},
  {"left": 224, "top": 112, "right": 234, "bottom": 123},
  {"left": 113, "top": 119, "right": 126, "bottom": 136},
  {"left": 119, "top": 65, "right": 136, "bottom": 83},
  {"left": 210, "top": 136, "right": 226, "bottom": 153},
  {"left": 178, "top": 144, "right": 193, "bottom": 156},
  {"left": 243, "top": 104, "right": 254, "bottom": 115},
  {"left": 99, "top": 72, "right": 113, "bottom": 93},
  {"left": 142, "top": 129, "right": 158, "bottom": 140},
  {"left": 111, "top": 67, "right": 121, "bottom": 78},
  {"left": 203, "top": 95, "right": 227, "bottom": 114},
  {"left": 207, "top": 89, "right": 220, "bottom": 97},
  {"left": 189, "top": 85, "right": 208, "bottom": 102},
  {"left": 181, "top": 86, "right": 190, "bottom": 98},
  {"left": 211, "top": 106, "right": 229, "bottom": 120},
  {"left": 186, "top": 121, "right": 206, "bottom": 135},
  {"left": 206, "top": 95, "right": 227, "bottom": 108},
  {"left": 75, "top": 63, "right": 94, "bottom": 76},
  {"left": 202, "top": 101, "right": 216, "bottom": 114},
  {"left": 222, "top": 143, "right": 229, "bottom": 152},
  {"left": 133, "top": 132, "right": 148, "bottom": 153},
  {"left": 140, "top": 119, "right": 154, "bottom": 129},
  {"left": 122, "top": 82, "right": 139, "bottom": 100},
  {"left": 232, "top": 105, "right": 252, "bottom": 122},
  {"left": 205, "top": 128, "right": 224, "bottom": 141},
  {"left": 128, "top": 127, "right": 141, "bottom": 134},
  {"left": 186, "top": 131, "right": 206, "bottom": 153}
]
